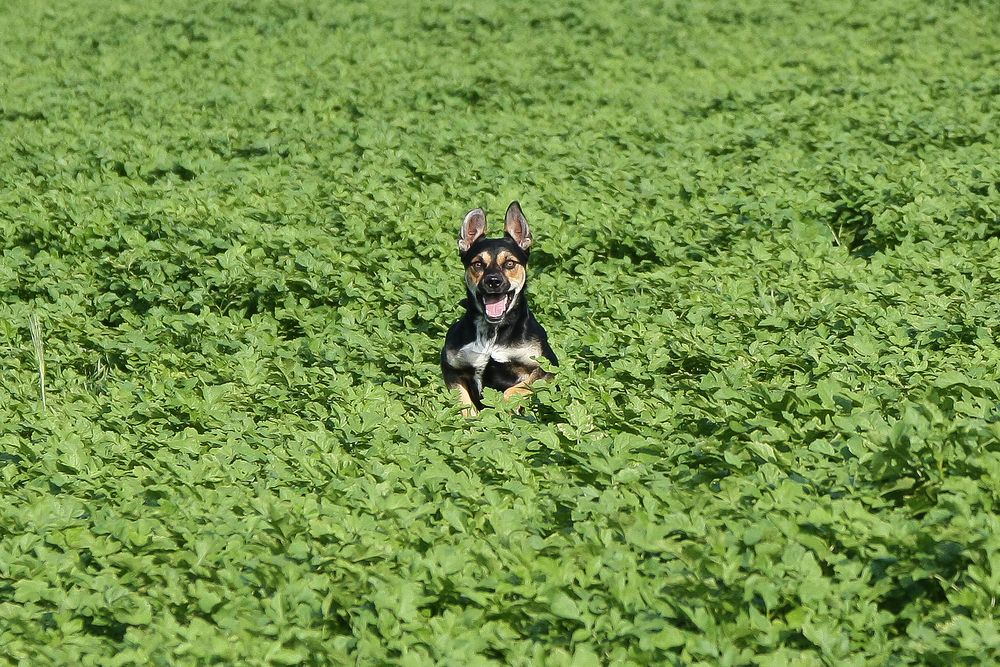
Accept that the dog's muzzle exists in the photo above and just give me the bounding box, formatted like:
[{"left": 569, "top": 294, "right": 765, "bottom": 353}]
[{"left": 483, "top": 274, "right": 504, "bottom": 291}]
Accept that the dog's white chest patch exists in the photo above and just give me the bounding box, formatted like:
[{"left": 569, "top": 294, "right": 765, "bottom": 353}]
[
  {"left": 446, "top": 323, "right": 541, "bottom": 392},
  {"left": 449, "top": 327, "right": 497, "bottom": 391}
]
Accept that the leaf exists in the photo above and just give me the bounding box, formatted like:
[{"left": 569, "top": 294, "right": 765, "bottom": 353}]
[
  {"left": 2, "top": 2, "right": 998, "bottom": 664},
  {"left": 550, "top": 592, "right": 582, "bottom": 620}
]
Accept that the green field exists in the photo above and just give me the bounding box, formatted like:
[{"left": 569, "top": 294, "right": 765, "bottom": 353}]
[{"left": 2, "top": 0, "right": 1000, "bottom": 663}]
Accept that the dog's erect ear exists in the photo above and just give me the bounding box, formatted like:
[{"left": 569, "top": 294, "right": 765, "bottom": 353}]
[
  {"left": 458, "top": 208, "right": 487, "bottom": 254},
  {"left": 504, "top": 201, "right": 532, "bottom": 251}
]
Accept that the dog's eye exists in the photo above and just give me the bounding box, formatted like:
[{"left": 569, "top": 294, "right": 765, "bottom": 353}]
[
  {"left": 471, "top": 260, "right": 485, "bottom": 271},
  {"left": 503, "top": 259, "right": 517, "bottom": 270}
]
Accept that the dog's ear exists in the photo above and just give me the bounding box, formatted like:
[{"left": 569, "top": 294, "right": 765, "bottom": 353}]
[
  {"left": 458, "top": 208, "right": 487, "bottom": 254},
  {"left": 504, "top": 201, "right": 532, "bottom": 251}
]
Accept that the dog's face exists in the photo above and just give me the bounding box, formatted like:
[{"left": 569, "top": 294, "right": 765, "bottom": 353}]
[
  {"left": 464, "top": 241, "right": 527, "bottom": 323},
  {"left": 457, "top": 202, "right": 533, "bottom": 324}
]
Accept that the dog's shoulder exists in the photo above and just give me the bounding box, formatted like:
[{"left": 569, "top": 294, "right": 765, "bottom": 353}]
[
  {"left": 494, "top": 309, "right": 557, "bottom": 366},
  {"left": 443, "top": 310, "right": 477, "bottom": 347},
  {"left": 441, "top": 311, "right": 485, "bottom": 373}
]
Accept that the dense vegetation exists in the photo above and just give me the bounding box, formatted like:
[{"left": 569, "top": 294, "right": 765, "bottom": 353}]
[{"left": 2, "top": 0, "right": 999, "bottom": 663}]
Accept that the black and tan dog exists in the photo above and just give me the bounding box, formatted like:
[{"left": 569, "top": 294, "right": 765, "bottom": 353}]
[{"left": 441, "top": 201, "right": 557, "bottom": 415}]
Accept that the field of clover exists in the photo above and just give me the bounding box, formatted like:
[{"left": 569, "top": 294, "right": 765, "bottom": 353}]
[{"left": 1, "top": 0, "right": 999, "bottom": 664}]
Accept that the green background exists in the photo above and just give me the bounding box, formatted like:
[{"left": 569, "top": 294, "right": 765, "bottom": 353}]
[{"left": 2, "top": 0, "right": 999, "bottom": 663}]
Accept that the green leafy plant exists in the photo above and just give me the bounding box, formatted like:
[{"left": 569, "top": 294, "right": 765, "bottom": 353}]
[{"left": 1, "top": 0, "right": 999, "bottom": 663}]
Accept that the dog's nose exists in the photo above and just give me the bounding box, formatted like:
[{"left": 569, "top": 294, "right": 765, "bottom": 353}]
[{"left": 484, "top": 274, "right": 504, "bottom": 290}]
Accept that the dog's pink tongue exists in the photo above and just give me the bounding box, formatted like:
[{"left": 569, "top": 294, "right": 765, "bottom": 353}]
[{"left": 483, "top": 294, "right": 506, "bottom": 319}]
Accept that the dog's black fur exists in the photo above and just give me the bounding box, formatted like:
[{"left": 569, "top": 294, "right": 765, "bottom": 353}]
[{"left": 441, "top": 201, "right": 557, "bottom": 414}]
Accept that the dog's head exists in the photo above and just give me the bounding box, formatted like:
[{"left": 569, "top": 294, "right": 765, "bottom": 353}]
[{"left": 457, "top": 201, "right": 533, "bottom": 324}]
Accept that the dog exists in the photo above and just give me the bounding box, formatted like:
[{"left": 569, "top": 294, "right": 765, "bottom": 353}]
[{"left": 441, "top": 201, "right": 558, "bottom": 415}]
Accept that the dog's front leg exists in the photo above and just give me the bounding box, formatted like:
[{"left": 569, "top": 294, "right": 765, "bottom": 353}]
[
  {"left": 502, "top": 383, "right": 533, "bottom": 400},
  {"left": 503, "top": 367, "right": 548, "bottom": 401},
  {"left": 450, "top": 380, "right": 480, "bottom": 417},
  {"left": 502, "top": 367, "right": 551, "bottom": 412},
  {"left": 500, "top": 382, "right": 534, "bottom": 416}
]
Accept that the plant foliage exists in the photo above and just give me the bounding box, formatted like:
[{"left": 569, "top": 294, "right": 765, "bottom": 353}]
[{"left": 2, "top": 0, "right": 999, "bottom": 664}]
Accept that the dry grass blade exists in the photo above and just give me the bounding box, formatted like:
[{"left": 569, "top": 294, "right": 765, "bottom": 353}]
[{"left": 29, "top": 314, "right": 46, "bottom": 411}]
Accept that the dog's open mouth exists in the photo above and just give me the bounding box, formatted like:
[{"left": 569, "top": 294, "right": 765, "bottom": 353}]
[{"left": 482, "top": 292, "right": 514, "bottom": 321}]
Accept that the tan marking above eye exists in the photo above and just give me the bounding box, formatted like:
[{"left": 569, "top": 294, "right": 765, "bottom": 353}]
[
  {"left": 469, "top": 252, "right": 491, "bottom": 272},
  {"left": 496, "top": 251, "right": 521, "bottom": 271}
]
